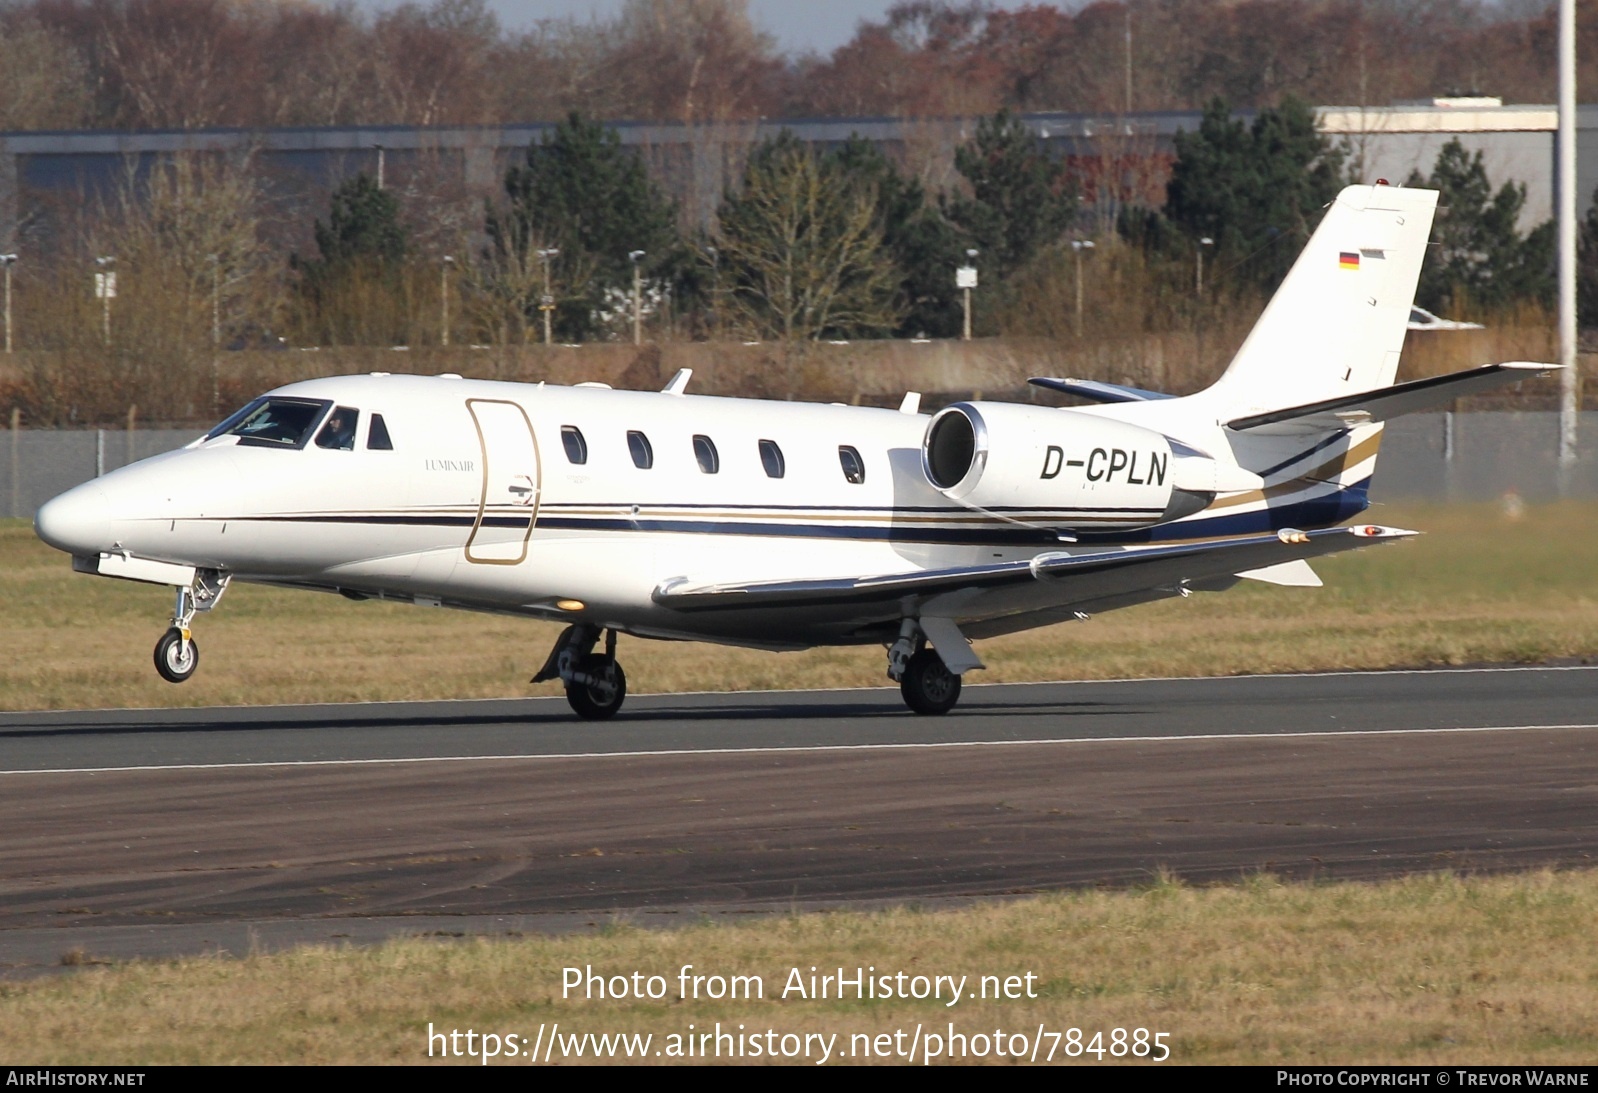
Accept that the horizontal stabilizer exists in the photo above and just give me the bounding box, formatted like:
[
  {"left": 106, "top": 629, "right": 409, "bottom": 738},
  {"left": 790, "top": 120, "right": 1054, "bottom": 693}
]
[
  {"left": 1227, "top": 361, "right": 1553, "bottom": 433},
  {"left": 655, "top": 525, "right": 1411, "bottom": 613},
  {"left": 1028, "top": 377, "right": 1174, "bottom": 404}
]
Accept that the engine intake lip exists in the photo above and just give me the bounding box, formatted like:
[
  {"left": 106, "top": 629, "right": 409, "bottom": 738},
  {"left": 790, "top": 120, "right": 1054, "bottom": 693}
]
[{"left": 923, "top": 404, "right": 987, "bottom": 496}]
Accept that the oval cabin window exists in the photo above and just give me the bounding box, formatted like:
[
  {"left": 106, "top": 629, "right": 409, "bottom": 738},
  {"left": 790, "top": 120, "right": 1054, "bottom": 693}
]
[
  {"left": 561, "top": 426, "right": 588, "bottom": 465},
  {"left": 693, "top": 434, "right": 719, "bottom": 474},
  {"left": 758, "top": 439, "right": 785, "bottom": 479},
  {"left": 627, "top": 430, "right": 654, "bottom": 469}
]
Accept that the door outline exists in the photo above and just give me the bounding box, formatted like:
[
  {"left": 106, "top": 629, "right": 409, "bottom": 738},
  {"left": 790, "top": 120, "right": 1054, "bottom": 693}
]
[{"left": 464, "top": 398, "right": 541, "bottom": 565}]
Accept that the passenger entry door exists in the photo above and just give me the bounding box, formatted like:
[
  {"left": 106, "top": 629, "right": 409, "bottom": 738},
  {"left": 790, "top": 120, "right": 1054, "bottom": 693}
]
[{"left": 464, "top": 399, "right": 540, "bottom": 565}]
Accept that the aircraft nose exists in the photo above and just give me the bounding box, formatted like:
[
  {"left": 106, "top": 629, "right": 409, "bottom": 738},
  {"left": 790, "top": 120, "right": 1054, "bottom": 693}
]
[{"left": 34, "top": 481, "right": 114, "bottom": 557}]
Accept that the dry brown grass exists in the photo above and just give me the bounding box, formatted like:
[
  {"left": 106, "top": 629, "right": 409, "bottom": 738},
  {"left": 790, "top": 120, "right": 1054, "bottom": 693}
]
[
  {"left": 2, "top": 870, "right": 1595, "bottom": 1064},
  {"left": 3, "top": 320, "right": 1590, "bottom": 429},
  {"left": 2, "top": 499, "right": 1596, "bottom": 712}
]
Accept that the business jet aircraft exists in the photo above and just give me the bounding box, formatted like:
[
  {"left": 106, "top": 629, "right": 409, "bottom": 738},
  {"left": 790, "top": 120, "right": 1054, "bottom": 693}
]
[{"left": 35, "top": 183, "right": 1549, "bottom": 719}]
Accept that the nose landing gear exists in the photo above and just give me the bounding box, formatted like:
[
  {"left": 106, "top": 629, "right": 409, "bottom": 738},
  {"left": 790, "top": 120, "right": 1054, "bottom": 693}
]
[
  {"left": 154, "top": 625, "right": 199, "bottom": 683},
  {"left": 533, "top": 624, "right": 627, "bottom": 720},
  {"left": 151, "top": 571, "right": 229, "bottom": 684}
]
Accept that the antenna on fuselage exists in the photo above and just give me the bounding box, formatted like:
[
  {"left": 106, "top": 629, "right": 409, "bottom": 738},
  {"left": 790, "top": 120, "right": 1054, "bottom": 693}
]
[{"left": 662, "top": 368, "right": 693, "bottom": 396}]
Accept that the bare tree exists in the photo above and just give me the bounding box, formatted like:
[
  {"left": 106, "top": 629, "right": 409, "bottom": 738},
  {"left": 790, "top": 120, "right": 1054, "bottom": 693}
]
[
  {"left": 0, "top": 14, "right": 90, "bottom": 130},
  {"left": 79, "top": 151, "right": 277, "bottom": 416},
  {"left": 610, "top": 0, "right": 783, "bottom": 123},
  {"left": 369, "top": 0, "right": 503, "bottom": 126},
  {"left": 716, "top": 135, "right": 903, "bottom": 342}
]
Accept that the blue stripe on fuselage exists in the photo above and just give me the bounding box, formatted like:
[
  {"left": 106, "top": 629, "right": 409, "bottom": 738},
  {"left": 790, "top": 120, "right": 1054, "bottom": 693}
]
[{"left": 223, "top": 480, "right": 1371, "bottom": 548}]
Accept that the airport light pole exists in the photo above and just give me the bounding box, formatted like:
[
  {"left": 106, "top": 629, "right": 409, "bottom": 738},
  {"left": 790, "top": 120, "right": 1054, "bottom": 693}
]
[
  {"left": 1558, "top": 0, "right": 1578, "bottom": 485},
  {"left": 1195, "top": 236, "right": 1213, "bottom": 297},
  {"left": 536, "top": 248, "right": 559, "bottom": 346},
  {"left": 0, "top": 254, "right": 15, "bottom": 354},
  {"left": 94, "top": 256, "right": 115, "bottom": 348},
  {"left": 374, "top": 144, "right": 385, "bottom": 190},
  {"left": 208, "top": 254, "right": 221, "bottom": 414},
  {"left": 208, "top": 254, "right": 220, "bottom": 350},
  {"left": 706, "top": 246, "right": 720, "bottom": 340},
  {"left": 441, "top": 255, "right": 454, "bottom": 347},
  {"left": 629, "top": 250, "right": 645, "bottom": 345},
  {"left": 1071, "top": 239, "right": 1095, "bottom": 336},
  {"left": 958, "top": 249, "right": 979, "bottom": 341}
]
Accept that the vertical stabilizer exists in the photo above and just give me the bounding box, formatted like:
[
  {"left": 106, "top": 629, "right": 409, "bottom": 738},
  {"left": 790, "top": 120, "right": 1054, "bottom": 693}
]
[{"left": 1202, "top": 184, "right": 1438, "bottom": 419}]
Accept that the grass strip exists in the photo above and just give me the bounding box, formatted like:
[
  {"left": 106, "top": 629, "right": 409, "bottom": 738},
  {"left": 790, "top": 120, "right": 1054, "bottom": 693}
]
[
  {"left": 3, "top": 869, "right": 1595, "bottom": 1064},
  {"left": 2, "top": 501, "right": 1595, "bottom": 711}
]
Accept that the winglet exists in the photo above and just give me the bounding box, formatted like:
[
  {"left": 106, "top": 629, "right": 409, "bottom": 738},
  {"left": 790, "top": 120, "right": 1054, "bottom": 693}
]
[{"left": 662, "top": 368, "right": 693, "bottom": 396}]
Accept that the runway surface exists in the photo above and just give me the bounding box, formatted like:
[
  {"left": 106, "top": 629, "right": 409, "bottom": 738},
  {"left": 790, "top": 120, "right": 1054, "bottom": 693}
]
[{"left": 2, "top": 666, "right": 1595, "bottom": 976}]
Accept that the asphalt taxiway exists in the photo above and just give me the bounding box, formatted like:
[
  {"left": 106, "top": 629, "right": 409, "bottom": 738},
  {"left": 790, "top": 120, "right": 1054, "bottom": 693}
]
[{"left": 1, "top": 667, "right": 1594, "bottom": 975}]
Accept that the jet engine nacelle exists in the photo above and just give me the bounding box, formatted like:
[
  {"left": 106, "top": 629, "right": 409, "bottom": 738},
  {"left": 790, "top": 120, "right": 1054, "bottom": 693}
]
[{"left": 921, "top": 402, "right": 1248, "bottom": 532}]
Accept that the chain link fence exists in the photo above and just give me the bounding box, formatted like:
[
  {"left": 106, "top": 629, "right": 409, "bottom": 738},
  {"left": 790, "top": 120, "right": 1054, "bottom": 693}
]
[{"left": 1, "top": 413, "right": 1593, "bottom": 520}]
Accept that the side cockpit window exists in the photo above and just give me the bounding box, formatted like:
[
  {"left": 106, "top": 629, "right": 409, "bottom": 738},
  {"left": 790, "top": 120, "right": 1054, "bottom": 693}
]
[
  {"left": 839, "top": 445, "right": 866, "bottom": 484},
  {"left": 315, "top": 406, "right": 360, "bottom": 450},
  {"left": 215, "top": 397, "right": 331, "bottom": 450},
  {"left": 367, "top": 413, "right": 394, "bottom": 451}
]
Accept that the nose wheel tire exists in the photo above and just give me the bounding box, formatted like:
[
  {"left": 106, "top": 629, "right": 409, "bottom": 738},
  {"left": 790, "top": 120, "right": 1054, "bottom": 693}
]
[
  {"left": 153, "top": 628, "right": 199, "bottom": 684},
  {"left": 900, "top": 648, "right": 961, "bottom": 715},
  {"left": 565, "top": 654, "right": 626, "bottom": 720}
]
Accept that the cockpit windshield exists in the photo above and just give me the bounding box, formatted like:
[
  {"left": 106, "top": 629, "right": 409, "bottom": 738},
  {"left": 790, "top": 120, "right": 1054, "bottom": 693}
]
[{"left": 208, "top": 397, "right": 332, "bottom": 449}]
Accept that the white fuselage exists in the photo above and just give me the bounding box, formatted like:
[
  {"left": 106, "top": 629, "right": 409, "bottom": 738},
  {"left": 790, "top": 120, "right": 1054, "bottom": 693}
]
[{"left": 35, "top": 372, "right": 1377, "bottom": 651}]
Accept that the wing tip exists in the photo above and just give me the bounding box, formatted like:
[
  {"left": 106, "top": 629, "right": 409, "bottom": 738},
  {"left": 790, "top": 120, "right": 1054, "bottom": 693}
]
[{"left": 1345, "top": 524, "right": 1418, "bottom": 539}]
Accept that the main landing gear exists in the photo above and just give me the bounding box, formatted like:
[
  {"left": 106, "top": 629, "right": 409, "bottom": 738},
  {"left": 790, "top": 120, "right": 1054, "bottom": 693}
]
[
  {"left": 887, "top": 617, "right": 975, "bottom": 716},
  {"left": 151, "top": 570, "right": 229, "bottom": 684},
  {"left": 898, "top": 648, "right": 962, "bottom": 715},
  {"left": 534, "top": 624, "right": 627, "bottom": 720}
]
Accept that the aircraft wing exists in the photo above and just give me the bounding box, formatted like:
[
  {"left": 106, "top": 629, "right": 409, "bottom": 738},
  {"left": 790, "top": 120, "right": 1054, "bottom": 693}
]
[{"left": 653, "top": 524, "right": 1413, "bottom": 615}]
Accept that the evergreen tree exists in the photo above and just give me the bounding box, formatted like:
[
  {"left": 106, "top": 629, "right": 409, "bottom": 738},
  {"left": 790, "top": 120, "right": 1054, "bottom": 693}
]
[
  {"left": 1161, "top": 96, "right": 1343, "bottom": 290},
  {"left": 1406, "top": 138, "right": 1553, "bottom": 315},
  {"left": 828, "top": 136, "right": 963, "bottom": 338},
  {"left": 488, "top": 112, "right": 680, "bottom": 342},
  {"left": 1579, "top": 190, "right": 1598, "bottom": 327},
  {"left": 292, "top": 172, "right": 408, "bottom": 345},
  {"left": 945, "top": 109, "right": 1076, "bottom": 282},
  {"left": 311, "top": 173, "right": 405, "bottom": 270}
]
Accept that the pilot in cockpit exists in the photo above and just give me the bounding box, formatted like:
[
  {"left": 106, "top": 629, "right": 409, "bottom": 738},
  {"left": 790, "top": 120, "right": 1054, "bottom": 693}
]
[{"left": 315, "top": 407, "right": 358, "bottom": 451}]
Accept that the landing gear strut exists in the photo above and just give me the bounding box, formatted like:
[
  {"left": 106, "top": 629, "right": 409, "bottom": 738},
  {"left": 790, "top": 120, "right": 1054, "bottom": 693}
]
[
  {"left": 534, "top": 624, "right": 627, "bottom": 720},
  {"left": 152, "top": 571, "right": 229, "bottom": 684},
  {"left": 886, "top": 617, "right": 966, "bottom": 716}
]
